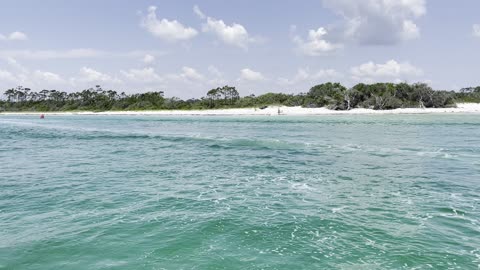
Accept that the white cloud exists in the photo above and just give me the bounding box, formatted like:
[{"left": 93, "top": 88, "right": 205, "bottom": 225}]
[
  {"left": 239, "top": 68, "right": 265, "bottom": 81},
  {"left": 193, "top": 5, "right": 206, "bottom": 19},
  {"left": 33, "top": 70, "right": 65, "bottom": 84},
  {"left": 6, "top": 57, "right": 29, "bottom": 74},
  {"left": 293, "top": 27, "right": 343, "bottom": 56},
  {"left": 8, "top": 31, "right": 28, "bottom": 41},
  {"left": 350, "top": 60, "right": 423, "bottom": 83},
  {"left": 323, "top": 0, "right": 426, "bottom": 45},
  {"left": 288, "top": 68, "right": 310, "bottom": 83},
  {"left": 0, "top": 49, "right": 104, "bottom": 60},
  {"left": 0, "top": 58, "right": 67, "bottom": 89},
  {"left": 143, "top": 54, "right": 155, "bottom": 64},
  {"left": 0, "top": 31, "right": 28, "bottom": 41},
  {"left": 278, "top": 68, "right": 342, "bottom": 85},
  {"left": 312, "top": 69, "right": 343, "bottom": 79},
  {"left": 0, "top": 69, "right": 19, "bottom": 83},
  {"left": 203, "top": 18, "right": 251, "bottom": 49},
  {"left": 0, "top": 49, "right": 166, "bottom": 60},
  {"left": 208, "top": 65, "right": 223, "bottom": 77},
  {"left": 121, "top": 67, "right": 163, "bottom": 83},
  {"left": 206, "top": 65, "right": 227, "bottom": 86},
  {"left": 164, "top": 66, "right": 205, "bottom": 83},
  {"left": 1, "top": 58, "right": 30, "bottom": 86},
  {"left": 195, "top": 5, "right": 255, "bottom": 49},
  {"left": 0, "top": 58, "right": 225, "bottom": 96},
  {"left": 76, "top": 67, "right": 122, "bottom": 84},
  {"left": 120, "top": 66, "right": 215, "bottom": 87},
  {"left": 180, "top": 66, "right": 204, "bottom": 81},
  {"left": 141, "top": 6, "right": 198, "bottom": 42},
  {"left": 401, "top": 20, "right": 420, "bottom": 40},
  {"left": 473, "top": 24, "right": 480, "bottom": 37}
]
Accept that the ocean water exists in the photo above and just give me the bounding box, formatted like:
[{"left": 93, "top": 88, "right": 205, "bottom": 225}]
[{"left": 1, "top": 114, "right": 479, "bottom": 269}]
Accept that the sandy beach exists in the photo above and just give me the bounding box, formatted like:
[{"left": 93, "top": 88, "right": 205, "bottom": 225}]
[{"left": 2, "top": 103, "right": 480, "bottom": 116}]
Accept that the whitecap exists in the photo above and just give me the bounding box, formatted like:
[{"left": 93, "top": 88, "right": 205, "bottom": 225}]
[{"left": 332, "top": 206, "right": 348, "bottom": 213}]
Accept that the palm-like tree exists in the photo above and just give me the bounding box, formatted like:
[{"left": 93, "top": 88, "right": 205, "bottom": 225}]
[{"left": 4, "top": 89, "right": 15, "bottom": 102}]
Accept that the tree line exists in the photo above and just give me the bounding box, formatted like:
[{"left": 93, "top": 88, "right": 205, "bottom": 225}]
[{"left": 1, "top": 83, "right": 480, "bottom": 112}]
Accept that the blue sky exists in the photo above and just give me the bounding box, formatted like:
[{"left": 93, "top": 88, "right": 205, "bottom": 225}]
[{"left": 0, "top": 0, "right": 479, "bottom": 98}]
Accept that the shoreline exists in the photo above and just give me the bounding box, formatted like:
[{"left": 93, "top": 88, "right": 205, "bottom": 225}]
[{"left": 1, "top": 103, "right": 480, "bottom": 116}]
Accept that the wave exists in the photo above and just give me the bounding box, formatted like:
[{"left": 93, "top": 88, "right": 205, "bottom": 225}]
[
  {"left": 3, "top": 117, "right": 479, "bottom": 159},
  {"left": 3, "top": 123, "right": 315, "bottom": 152},
  {"left": 6, "top": 121, "right": 313, "bottom": 152}
]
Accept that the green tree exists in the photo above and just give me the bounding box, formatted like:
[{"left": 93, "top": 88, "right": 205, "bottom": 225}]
[{"left": 306, "top": 82, "right": 347, "bottom": 109}]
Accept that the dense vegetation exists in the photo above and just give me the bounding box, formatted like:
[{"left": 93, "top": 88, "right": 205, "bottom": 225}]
[{"left": 1, "top": 83, "right": 479, "bottom": 112}]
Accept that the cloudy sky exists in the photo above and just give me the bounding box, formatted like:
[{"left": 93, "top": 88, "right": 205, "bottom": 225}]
[{"left": 0, "top": 0, "right": 479, "bottom": 98}]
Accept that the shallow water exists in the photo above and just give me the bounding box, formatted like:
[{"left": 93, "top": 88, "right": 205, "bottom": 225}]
[{"left": 1, "top": 114, "right": 479, "bottom": 269}]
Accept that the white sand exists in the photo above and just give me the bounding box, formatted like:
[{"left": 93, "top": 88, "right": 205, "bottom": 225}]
[{"left": 2, "top": 103, "right": 480, "bottom": 116}]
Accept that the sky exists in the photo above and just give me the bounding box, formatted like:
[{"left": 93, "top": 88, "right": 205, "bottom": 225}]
[{"left": 0, "top": 0, "right": 479, "bottom": 98}]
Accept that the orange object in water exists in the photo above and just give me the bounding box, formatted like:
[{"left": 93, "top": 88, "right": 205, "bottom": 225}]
[{"left": 40, "top": 114, "right": 45, "bottom": 119}]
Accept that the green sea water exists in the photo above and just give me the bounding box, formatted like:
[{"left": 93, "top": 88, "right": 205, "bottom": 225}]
[{"left": 1, "top": 114, "right": 479, "bottom": 269}]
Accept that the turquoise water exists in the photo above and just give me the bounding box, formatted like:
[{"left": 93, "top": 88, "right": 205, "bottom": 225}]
[{"left": 1, "top": 114, "right": 479, "bottom": 269}]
